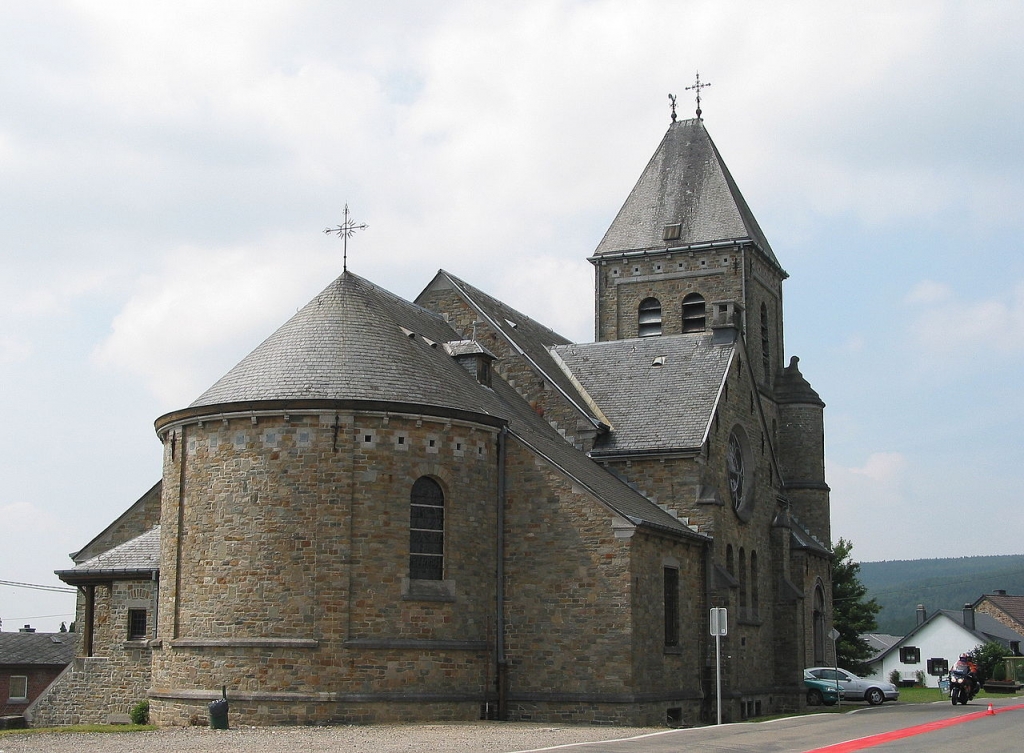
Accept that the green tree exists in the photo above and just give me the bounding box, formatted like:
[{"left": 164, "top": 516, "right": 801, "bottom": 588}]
[
  {"left": 831, "top": 538, "right": 881, "bottom": 675},
  {"left": 966, "top": 642, "right": 1007, "bottom": 685}
]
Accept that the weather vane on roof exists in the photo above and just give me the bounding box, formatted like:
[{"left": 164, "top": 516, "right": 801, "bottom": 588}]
[
  {"left": 324, "top": 203, "right": 368, "bottom": 273},
  {"left": 685, "top": 71, "right": 711, "bottom": 120},
  {"left": 668, "top": 93, "right": 678, "bottom": 122}
]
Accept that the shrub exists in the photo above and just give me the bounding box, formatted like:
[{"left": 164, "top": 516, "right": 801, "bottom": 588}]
[
  {"left": 889, "top": 670, "right": 901, "bottom": 686},
  {"left": 129, "top": 700, "right": 149, "bottom": 725},
  {"left": 915, "top": 670, "right": 926, "bottom": 686}
]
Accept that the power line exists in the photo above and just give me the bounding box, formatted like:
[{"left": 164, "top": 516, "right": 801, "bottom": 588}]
[{"left": 0, "top": 579, "right": 77, "bottom": 594}]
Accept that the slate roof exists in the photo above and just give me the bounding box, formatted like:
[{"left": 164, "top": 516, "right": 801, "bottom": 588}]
[
  {"left": 0, "top": 632, "right": 79, "bottom": 666},
  {"left": 185, "top": 271, "right": 505, "bottom": 420},
  {"left": 591, "top": 118, "right": 781, "bottom": 271},
  {"left": 488, "top": 377, "right": 705, "bottom": 538},
  {"left": 416, "top": 271, "right": 606, "bottom": 430},
  {"left": 862, "top": 633, "right": 902, "bottom": 661},
  {"left": 552, "top": 333, "right": 732, "bottom": 456},
  {"left": 56, "top": 526, "right": 161, "bottom": 584}
]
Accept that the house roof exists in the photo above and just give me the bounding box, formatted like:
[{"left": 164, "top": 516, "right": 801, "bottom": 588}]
[
  {"left": 870, "top": 608, "right": 1024, "bottom": 664},
  {"left": 180, "top": 271, "right": 505, "bottom": 421},
  {"left": 0, "top": 631, "right": 79, "bottom": 666},
  {"left": 56, "top": 526, "right": 161, "bottom": 585},
  {"left": 975, "top": 593, "right": 1024, "bottom": 630},
  {"left": 863, "top": 633, "right": 902, "bottom": 661},
  {"left": 552, "top": 333, "right": 732, "bottom": 456},
  {"left": 590, "top": 118, "right": 782, "bottom": 273}
]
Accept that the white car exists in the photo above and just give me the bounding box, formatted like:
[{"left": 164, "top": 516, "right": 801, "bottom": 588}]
[{"left": 805, "top": 667, "right": 899, "bottom": 705}]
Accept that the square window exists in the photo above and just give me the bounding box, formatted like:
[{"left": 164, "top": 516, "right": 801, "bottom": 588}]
[
  {"left": 128, "top": 609, "right": 148, "bottom": 641},
  {"left": 9, "top": 675, "right": 27, "bottom": 702}
]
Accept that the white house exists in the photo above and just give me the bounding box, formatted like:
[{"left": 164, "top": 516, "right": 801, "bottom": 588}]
[{"left": 865, "top": 605, "right": 1024, "bottom": 689}]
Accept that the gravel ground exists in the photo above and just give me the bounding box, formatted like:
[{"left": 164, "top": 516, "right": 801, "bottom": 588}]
[{"left": 0, "top": 722, "right": 674, "bottom": 753}]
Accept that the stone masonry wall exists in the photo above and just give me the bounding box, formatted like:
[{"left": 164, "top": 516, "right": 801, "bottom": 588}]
[
  {"left": 27, "top": 579, "right": 155, "bottom": 726},
  {"left": 153, "top": 407, "right": 499, "bottom": 725},
  {"left": 594, "top": 247, "right": 744, "bottom": 342},
  {"left": 501, "top": 436, "right": 710, "bottom": 726}
]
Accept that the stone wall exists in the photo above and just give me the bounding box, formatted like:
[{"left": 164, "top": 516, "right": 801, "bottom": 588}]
[
  {"left": 27, "top": 578, "right": 155, "bottom": 726},
  {"left": 152, "top": 407, "right": 501, "bottom": 725},
  {"left": 26, "top": 650, "right": 152, "bottom": 726}
]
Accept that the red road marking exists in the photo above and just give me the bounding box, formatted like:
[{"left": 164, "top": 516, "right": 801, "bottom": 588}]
[{"left": 806, "top": 703, "right": 1024, "bottom": 753}]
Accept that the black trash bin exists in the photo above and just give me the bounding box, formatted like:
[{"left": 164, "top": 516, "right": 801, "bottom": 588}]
[{"left": 208, "top": 689, "right": 229, "bottom": 730}]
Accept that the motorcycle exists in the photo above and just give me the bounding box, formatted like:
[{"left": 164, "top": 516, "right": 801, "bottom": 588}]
[{"left": 949, "top": 667, "right": 978, "bottom": 705}]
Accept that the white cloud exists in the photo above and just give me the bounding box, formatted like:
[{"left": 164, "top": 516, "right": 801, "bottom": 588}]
[
  {"left": 905, "top": 279, "right": 1024, "bottom": 357},
  {"left": 91, "top": 237, "right": 340, "bottom": 408}
]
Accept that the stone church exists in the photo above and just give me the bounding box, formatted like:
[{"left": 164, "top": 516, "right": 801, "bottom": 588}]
[{"left": 38, "top": 115, "right": 834, "bottom": 728}]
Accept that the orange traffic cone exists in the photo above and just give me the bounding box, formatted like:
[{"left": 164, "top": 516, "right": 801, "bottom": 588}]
[{"left": 987, "top": 702, "right": 994, "bottom": 715}]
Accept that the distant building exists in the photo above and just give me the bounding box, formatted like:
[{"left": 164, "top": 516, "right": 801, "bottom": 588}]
[
  {"left": 865, "top": 604, "right": 1024, "bottom": 688},
  {"left": 0, "top": 629, "right": 78, "bottom": 718},
  {"left": 974, "top": 591, "right": 1024, "bottom": 641},
  {"left": 43, "top": 117, "right": 833, "bottom": 727}
]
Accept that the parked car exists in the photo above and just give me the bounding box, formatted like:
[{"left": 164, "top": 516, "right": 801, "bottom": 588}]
[
  {"left": 805, "top": 667, "right": 899, "bottom": 705},
  {"left": 804, "top": 670, "right": 840, "bottom": 706}
]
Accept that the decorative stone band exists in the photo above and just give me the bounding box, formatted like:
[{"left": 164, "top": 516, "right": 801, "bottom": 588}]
[
  {"left": 149, "top": 688, "right": 488, "bottom": 703},
  {"left": 167, "top": 638, "right": 319, "bottom": 649},
  {"left": 342, "top": 638, "right": 488, "bottom": 651}
]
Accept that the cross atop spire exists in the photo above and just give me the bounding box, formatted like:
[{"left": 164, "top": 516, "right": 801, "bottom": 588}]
[
  {"left": 324, "top": 203, "right": 368, "bottom": 272},
  {"left": 685, "top": 71, "right": 711, "bottom": 120}
]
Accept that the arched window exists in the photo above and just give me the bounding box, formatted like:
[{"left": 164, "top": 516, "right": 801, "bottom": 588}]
[
  {"left": 750, "top": 551, "right": 759, "bottom": 617},
  {"left": 638, "top": 297, "right": 662, "bottom": 337},
  {"left": 409, "top": 477, "right": 444, "bottom": 581},
  {"left": 760, "top": 302, "right": 771, "bottom": 380},
  {"left": 813, "top": 585, "right": 826, "bottom": 665},
  {"left": 739, "top": 548, "right": 748, "bottom": 617},
  {"left": 682, "top": 293, "right": 706, "bottom": 332}
]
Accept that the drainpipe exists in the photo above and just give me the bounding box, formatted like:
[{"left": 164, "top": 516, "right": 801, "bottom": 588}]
[{"left": 496, "top": 426, "right": 508, "bottom": 720}]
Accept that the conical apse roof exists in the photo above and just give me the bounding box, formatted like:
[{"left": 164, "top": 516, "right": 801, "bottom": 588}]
[{"left": 187, "top": 271, "right": 502, "bottom": 417}]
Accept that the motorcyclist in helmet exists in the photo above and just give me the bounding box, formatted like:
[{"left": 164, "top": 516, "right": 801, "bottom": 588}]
[{"left": 952, "top": 653, "right": 980, "bottom": 698}]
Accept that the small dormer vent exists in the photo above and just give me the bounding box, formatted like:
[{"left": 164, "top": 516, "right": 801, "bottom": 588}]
[
  {"left": 663, "top": 223, "right": 682, "bottom": 241},
  {"left": 652, "top": 356, "right": 666, "bottom": 367}
]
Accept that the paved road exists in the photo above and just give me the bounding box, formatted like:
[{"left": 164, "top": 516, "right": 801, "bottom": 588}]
[
  {"left": 1, "top": 698, "right": 1021, "bottom": 753},
  {"left": 508, "top": 697, "right": 1024, "bottom": 753}
]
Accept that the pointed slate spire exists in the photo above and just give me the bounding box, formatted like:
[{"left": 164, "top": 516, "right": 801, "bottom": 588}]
[{"left": 592, "top": 118, "right": 781, "bottom": 271}]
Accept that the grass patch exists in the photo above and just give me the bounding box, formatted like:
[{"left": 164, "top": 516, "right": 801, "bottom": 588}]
[{"left": 0, "top": 724, "right": 157, "bottom": 737}]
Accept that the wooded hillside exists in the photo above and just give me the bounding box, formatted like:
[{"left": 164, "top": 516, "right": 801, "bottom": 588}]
[{"left": 859, "top": 555, "right": 1024, "bottom": 636}]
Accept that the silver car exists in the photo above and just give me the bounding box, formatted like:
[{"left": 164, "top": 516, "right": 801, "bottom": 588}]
[{"left": 805, "top": 667, "right": 899, "bottom": 705}]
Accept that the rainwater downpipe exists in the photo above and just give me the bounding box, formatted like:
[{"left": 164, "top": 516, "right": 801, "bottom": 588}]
[{"left": 496, "top": 426, "right": 508, "bottom": 720}]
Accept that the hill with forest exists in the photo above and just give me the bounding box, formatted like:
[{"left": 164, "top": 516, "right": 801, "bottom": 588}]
[{"left": 859, "top": 555, "right": 1024, "bottom": 636}]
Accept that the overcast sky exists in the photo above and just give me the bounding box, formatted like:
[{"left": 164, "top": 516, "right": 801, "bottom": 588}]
[{"left": 3, "top": 1, "right": 1023, "bottom": 633}]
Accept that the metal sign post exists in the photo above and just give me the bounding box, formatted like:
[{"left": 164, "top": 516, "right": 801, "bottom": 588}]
[
  {"left": 710, "top": 607, "right": 728, "bottom": 725},
  {"left": 830, "top": 628, "right": 841, "bottom": 708}
]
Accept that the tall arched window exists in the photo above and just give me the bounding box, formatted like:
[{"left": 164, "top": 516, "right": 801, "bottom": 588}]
[
  {"left": 638, "top": 297, "right": 662, "bottom": 337},
  {"left": 409, "top": 477, "right": 444, "bottom": 580},
  {"left": 682, "top": 293, "right": 706, "bottom": 332},
  {"left": 813, "top": 585, "right": 826, "bottom": 665},
  {"left": 738, "top": 548, "right": 747, "bottom": 617},
  {"left": 750, "top": 551, "right": 759, "bottom": 617},
  {"left": 760, "top": 302, "right": 771, "bottom": 381}
]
